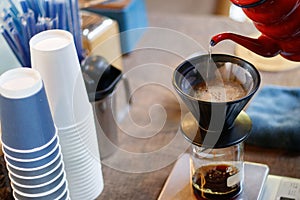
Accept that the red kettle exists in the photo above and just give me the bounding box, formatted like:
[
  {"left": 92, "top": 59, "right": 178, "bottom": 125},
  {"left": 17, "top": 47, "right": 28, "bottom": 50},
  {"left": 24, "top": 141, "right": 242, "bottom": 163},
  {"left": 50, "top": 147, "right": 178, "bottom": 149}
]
[{"left": 211, "top": 0, "right": 300, "bottom": 61}]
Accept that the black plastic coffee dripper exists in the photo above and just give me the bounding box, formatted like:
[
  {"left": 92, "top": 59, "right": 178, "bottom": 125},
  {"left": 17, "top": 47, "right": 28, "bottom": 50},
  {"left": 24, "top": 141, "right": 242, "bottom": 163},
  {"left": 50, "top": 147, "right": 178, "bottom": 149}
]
[{"left": 173, "top": 54, "right": 261, "bottom": 148}]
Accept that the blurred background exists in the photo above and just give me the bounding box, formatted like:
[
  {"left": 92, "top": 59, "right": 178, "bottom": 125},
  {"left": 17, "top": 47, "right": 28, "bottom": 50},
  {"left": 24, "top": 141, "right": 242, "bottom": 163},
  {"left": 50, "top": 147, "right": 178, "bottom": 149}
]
[
  {"left": 146, "top": 0, "right": 230, "bottom": 16},
  {"left": 0, "top": 0, "right": 247, "bottom": 74},
  {"left": 145, "top": 0, "right": 246, "bottom": 21}
]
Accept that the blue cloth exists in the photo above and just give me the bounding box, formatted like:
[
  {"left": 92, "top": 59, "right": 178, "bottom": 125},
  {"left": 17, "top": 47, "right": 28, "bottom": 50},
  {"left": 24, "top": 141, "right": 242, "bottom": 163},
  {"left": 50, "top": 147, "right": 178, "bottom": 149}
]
[{"left": 246, "top": 85, "right": 300, "bottom": 151}]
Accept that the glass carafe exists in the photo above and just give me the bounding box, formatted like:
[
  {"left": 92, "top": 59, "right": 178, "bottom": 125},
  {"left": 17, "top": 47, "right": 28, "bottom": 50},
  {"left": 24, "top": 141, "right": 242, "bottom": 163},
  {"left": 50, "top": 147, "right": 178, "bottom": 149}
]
[{"left": 191, "top": 142, "right": 244, "bottom": 200}]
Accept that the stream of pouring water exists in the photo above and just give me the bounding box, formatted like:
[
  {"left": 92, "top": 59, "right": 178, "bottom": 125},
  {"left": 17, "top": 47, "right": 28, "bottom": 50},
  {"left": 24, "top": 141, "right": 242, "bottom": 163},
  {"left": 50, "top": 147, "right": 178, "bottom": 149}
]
[{"left": 205, "top": 46, "right": 213, "bottom": 89}]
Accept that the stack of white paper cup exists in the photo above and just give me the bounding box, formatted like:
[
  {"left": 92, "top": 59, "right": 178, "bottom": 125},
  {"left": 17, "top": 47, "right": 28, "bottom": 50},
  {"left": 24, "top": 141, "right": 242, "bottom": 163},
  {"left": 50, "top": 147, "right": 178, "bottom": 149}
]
[
  {"left": 0, "top": 68, "right": 70, "bottom": 200},
  {"left": 30, "top": 30, "right": 104, "bottom": 199}
]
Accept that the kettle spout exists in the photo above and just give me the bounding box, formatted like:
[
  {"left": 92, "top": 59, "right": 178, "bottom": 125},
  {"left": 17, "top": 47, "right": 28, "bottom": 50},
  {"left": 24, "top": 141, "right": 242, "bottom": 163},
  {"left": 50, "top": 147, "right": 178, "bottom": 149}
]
[{"left": 211, "top": 33, "right": 281, "bottom": 58}]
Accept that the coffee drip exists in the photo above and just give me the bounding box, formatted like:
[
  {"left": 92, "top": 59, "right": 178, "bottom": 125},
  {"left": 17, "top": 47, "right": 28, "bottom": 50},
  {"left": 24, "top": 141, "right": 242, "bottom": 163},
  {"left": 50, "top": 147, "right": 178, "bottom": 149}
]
[
  {"left": 172, "top": 54, "right": 261, "bottom": 199},
  {"left": 173, "top": 54, "right": 260, "bottom": 146}
]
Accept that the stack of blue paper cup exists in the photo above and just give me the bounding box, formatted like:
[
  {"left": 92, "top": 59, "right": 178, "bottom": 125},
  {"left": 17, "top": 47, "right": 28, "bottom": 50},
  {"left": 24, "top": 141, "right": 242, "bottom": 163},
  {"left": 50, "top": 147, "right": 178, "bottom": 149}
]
[{"left": 0, "top": 68, "right": 70, "bottom": 200}]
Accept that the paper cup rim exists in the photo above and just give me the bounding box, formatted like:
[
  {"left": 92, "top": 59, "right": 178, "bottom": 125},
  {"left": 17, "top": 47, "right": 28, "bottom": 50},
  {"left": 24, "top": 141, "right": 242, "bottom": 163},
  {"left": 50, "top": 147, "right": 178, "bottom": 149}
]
[
  {"left": 5, "top": 146, "right": 62, "bottom": 171},
  {"left": 11, "top": 173, "right": 67, "bottom": 197},
  {"left": 55, "top": 188, "right": 69, "bottom": 200},
  {"left": 58, "top": 123, "right": 93, "bottom": 135},
  {"left": 58, "top": 122, "right": 93, "bottom": 135},
  {"left": 63, "top": 157, "right": 96, "bottom": 172},
  {"left": 9, "top": 163, "right": 65, "bottom": 188},
  {"left": 2, "top": 130, "right": 58, "bottom": 153},
  {"left": 58, "top": 130, "right": 91, "bottom": 143},
  {"left": 65, "top": 161, "right": 101, "bottom": 180},
  {"left": 13, "top": 187, "right": 69, "bottom": 200},
  {"left": 30, "top": 30, "right": 73, "bottom": 53},
  {"left": 68, "top": 166, "right": 103, "bottom": 198},
  {"left": 58, "top": 142, "right": 99, "bottom": 161},
  {"left": 57, "top": 108, "right": 93, "bottom": 131},
  {"left": 0, "top": 68, "right": 43, "bottom": 99},
  {"left": 3, "top": 138, "right": 60, "bottom": 162},
  {"left": 5, "top": 144, "right": 61, "bottom": 169},
  {"left": 7, "top": 158, "right": 64, "bottom": 181}
]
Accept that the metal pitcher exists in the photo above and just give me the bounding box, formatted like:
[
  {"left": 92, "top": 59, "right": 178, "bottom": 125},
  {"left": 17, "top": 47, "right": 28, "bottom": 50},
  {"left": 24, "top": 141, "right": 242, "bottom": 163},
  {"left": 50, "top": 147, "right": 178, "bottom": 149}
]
[{"left": 82, "top": 55, "right": 131, "bottom": 159}]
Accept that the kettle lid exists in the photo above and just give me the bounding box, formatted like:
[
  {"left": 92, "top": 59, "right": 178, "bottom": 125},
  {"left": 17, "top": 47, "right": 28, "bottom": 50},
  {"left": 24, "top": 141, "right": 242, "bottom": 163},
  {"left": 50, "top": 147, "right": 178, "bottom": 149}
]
[{"left": 230, "top": 0, "right": 267, "bottom": 8}]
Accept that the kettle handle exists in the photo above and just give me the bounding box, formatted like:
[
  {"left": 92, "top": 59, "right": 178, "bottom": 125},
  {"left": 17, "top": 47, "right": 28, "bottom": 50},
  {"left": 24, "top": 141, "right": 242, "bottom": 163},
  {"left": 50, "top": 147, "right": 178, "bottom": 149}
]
[
  {"left": 113, "top": 74, "right": 132, "bottom": 122},
  {"left": 121, "top": 74, "right": 132, "bottom": 105}
]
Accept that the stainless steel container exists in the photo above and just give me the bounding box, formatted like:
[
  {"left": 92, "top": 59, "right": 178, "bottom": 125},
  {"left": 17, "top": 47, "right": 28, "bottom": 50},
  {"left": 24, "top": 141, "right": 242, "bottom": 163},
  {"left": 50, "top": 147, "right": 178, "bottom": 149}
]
[{"left": 82, "top": 55, "right": 131, "bottom": 159}]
